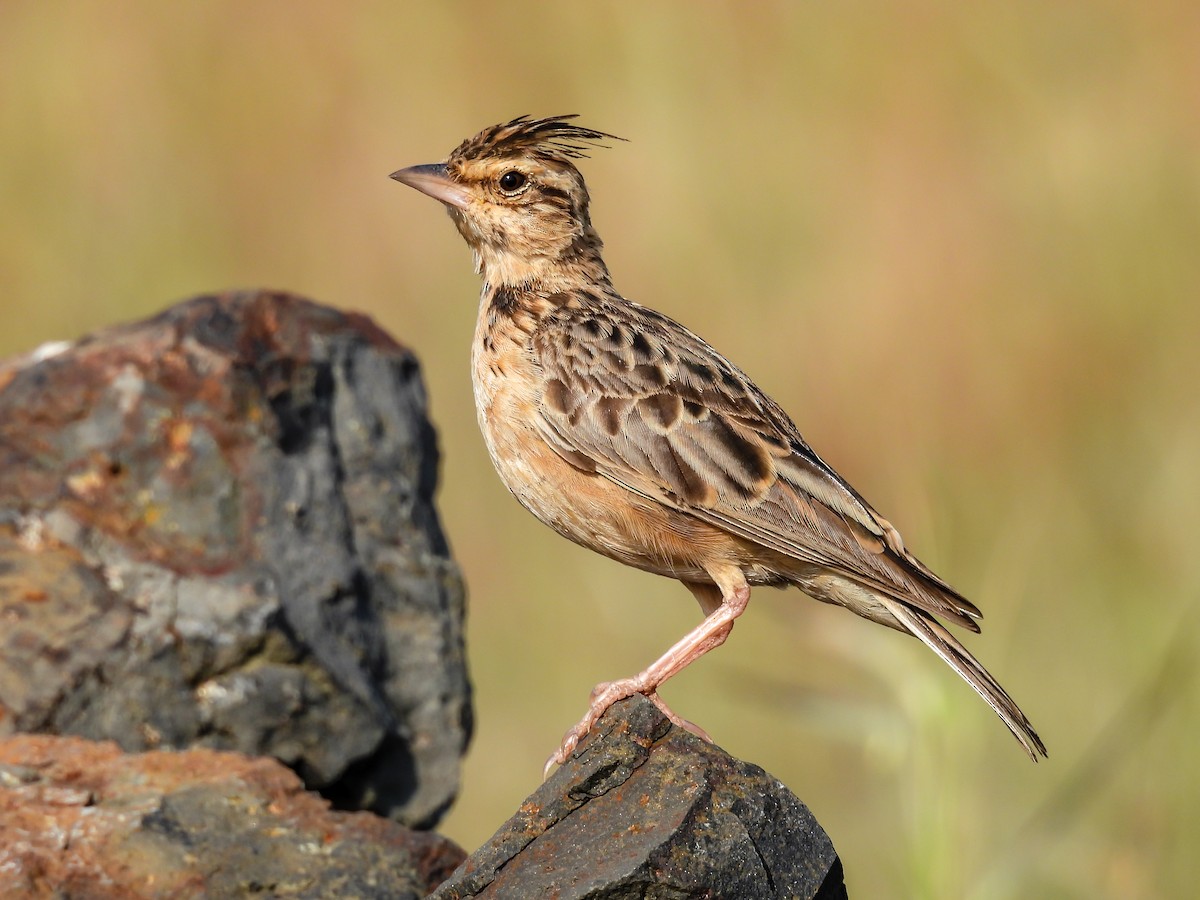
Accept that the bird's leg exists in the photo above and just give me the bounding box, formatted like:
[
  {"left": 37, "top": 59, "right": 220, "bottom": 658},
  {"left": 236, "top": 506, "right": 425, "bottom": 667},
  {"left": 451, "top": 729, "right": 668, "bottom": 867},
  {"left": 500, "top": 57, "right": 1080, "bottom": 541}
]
[
  {"left": 639, "top": 580, "right": 721, "bottom": 741},
  {"left": 545, "top": 575, "right": 750, "bottom": 776}
]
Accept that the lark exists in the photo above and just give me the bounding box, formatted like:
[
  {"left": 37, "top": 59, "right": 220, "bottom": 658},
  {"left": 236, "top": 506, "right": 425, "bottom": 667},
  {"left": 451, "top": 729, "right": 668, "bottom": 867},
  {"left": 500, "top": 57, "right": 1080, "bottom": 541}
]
[{"left": 391, "top": 115, "right": 1046, "bottom": 771}]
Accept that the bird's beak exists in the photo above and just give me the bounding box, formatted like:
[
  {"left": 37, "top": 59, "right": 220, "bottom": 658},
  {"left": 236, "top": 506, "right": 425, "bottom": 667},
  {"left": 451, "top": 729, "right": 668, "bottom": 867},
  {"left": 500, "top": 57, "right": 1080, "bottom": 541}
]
[{"left": 389, "top": 163, "right": 472, "bottom": 210}]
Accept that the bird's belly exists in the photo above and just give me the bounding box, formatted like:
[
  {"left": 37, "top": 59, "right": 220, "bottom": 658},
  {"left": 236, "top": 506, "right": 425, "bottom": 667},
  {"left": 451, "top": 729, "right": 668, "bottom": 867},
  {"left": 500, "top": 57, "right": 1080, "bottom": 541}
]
[
  {"left": 471, "top": 321, "right": 786, "bottom": 586},
  {"left": 496, "top": 443, "right": 717, "bottom": 581},
  {"left": 470, "top": 369, "right": 710, "bottom": 580},
  {"left": 473, "top": 380, "right": 761, "bottom": 584}
]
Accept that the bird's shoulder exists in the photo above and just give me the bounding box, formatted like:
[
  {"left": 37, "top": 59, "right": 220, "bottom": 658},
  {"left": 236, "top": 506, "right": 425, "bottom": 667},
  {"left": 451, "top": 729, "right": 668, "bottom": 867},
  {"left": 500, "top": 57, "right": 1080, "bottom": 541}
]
[
  {"left": 532, "top": 290, "right": 792, "bottom": 430},
  {"left": 528, "top": 289, "right": 807, "bottom": 505}
]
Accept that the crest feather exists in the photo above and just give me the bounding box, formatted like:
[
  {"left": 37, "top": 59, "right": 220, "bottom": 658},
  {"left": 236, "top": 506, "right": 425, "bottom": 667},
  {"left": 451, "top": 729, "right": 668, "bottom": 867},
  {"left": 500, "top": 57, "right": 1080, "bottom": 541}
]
[{"left": 450, "top": 115, "right": 624, "bottom": 164}]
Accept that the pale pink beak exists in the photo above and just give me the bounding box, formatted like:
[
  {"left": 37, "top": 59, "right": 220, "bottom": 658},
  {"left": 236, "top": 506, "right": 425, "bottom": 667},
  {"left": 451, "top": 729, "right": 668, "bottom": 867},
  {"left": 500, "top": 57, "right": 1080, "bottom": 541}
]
[{"left": 389, "top": 163, "right": 472, "bottom": 210}]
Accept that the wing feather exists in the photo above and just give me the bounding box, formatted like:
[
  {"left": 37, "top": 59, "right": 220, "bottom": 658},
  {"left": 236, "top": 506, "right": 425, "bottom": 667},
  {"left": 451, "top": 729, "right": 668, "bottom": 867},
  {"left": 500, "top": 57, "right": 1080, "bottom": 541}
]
[{"left": 531, "top": 299, "right": 982, "bottom": 630}]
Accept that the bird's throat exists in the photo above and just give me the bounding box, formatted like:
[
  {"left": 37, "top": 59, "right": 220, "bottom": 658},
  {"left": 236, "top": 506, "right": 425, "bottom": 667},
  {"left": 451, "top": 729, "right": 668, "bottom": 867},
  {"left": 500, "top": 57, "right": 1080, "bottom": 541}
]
[{"left": 473, "top": 230, "right": 611, "bottom": 294}]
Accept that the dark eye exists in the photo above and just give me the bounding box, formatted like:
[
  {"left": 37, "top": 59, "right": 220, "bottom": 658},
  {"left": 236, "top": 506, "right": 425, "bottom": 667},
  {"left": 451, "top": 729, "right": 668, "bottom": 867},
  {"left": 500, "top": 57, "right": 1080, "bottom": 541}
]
[{"left": 498, "top": 170, "right": 528, "bottom": 193}]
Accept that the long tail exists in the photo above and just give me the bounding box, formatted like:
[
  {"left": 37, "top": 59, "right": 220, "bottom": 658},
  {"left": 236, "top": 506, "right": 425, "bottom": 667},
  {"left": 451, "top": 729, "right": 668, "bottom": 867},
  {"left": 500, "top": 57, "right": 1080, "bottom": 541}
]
[{"left": 878, "top": 595, "right": 1048, "bottom": 760}]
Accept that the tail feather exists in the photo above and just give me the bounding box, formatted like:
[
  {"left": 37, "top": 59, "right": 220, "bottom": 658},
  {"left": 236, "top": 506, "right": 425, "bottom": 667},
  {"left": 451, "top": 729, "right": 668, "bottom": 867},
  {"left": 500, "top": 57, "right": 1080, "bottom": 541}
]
[{"left": 878, "top": 595, "right": 1048, "bottom": 760}]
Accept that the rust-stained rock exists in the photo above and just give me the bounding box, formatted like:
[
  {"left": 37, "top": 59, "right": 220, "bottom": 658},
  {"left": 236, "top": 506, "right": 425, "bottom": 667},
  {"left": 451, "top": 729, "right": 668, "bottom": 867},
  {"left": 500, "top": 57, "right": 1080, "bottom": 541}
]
[
  {"left": 0, "top": 290, "right": 471, "bottom": 827},
  {"left": 432, "top": 695, "right": 846, "bottom": 900},
  {"left": 0, "top": 733, "right": 465, "bottom": 899}
]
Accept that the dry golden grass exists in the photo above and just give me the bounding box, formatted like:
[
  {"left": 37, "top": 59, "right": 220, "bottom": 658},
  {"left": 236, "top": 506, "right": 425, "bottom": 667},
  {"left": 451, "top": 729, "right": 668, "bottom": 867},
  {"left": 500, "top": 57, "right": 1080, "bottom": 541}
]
[{"left": 3, "top": 3, "right": 1198, "bottom": 896}]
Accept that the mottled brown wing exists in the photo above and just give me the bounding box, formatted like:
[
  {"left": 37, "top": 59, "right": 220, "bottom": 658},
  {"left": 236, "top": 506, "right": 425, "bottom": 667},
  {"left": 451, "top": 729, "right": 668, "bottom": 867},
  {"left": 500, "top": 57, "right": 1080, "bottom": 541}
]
[{"left": 531, "top": 299, "right": 982, "bottom": 631}]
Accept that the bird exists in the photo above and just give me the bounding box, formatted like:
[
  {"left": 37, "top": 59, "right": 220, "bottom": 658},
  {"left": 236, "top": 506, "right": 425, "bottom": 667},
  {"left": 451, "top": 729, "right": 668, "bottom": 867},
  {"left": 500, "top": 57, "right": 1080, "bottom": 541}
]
[{"left": 390, "top": 115, "right": 1046, "bottom": 773}]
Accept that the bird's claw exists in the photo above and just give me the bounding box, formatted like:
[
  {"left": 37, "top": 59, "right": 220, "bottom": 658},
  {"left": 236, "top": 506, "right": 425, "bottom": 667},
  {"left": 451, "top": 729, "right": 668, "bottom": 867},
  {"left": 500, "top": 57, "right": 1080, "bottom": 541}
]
[
  {"left": 543, "top": 681, "right": 716, "bottom": 778},
  {"left": 644, "top": 691, "right": 713, "bottom": 743},
  {"left": 543, "top": 678, "right": 642, "bottom": 778}
]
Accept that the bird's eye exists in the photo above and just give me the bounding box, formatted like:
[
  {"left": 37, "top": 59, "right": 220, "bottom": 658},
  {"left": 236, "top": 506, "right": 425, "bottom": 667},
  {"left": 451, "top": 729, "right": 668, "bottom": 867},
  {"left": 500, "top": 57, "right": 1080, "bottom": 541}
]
[{"left": 497, "top": 170, "right": 528, "bottom": 194}]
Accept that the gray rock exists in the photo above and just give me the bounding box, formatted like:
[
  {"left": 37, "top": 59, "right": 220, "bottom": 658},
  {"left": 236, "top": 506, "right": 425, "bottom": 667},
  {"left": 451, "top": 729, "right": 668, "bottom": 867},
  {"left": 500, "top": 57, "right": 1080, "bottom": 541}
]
[
  {"left": 0, "top": 733, "right": 466, "bottom": 899},
  {"left": 0, "top": 290, "right": 471, "bottom": 827},
  {"left": 432, "top": 695, "right": 846, "bottom": 900}
]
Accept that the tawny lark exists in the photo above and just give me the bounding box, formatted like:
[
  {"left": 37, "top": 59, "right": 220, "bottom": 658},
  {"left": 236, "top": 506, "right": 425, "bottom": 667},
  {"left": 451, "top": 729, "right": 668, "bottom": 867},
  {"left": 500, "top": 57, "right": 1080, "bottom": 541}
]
[{"left": 391, "top": 115, "right": 1046, "bottom": 770}]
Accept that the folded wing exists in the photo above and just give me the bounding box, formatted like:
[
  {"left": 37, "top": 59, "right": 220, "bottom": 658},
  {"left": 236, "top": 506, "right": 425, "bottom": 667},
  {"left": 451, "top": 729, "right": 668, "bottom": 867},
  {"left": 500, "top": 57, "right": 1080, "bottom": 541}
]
[{"left": 531, "top": 299, "right": 982, "bottom": 631}]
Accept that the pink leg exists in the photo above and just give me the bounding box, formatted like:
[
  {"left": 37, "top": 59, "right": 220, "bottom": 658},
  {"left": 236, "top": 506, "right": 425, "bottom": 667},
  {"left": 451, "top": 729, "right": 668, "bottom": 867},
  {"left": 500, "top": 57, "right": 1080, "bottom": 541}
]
[{"left": 544, "top": 574, "right": 750, "bottom": 776}]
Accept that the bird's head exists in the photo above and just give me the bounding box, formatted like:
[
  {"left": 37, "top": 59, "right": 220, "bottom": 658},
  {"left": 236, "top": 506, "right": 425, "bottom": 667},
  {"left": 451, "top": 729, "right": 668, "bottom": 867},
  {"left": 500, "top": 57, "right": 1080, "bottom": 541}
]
[{"left": 391, "top": 115, "right": 622, "bottom": 287}]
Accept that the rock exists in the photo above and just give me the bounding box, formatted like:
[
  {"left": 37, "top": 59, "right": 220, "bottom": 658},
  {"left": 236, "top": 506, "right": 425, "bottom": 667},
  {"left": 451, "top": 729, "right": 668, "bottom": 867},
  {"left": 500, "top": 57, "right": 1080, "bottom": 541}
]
[
  {"left": 0, "top": 733, "right": 465, "bottom": 899},
  {"left": 0, "top": 290, "right": 471, "bottom": 828},
  {"left": 431, "top": 695, "right": 846, "bottom": 900}
]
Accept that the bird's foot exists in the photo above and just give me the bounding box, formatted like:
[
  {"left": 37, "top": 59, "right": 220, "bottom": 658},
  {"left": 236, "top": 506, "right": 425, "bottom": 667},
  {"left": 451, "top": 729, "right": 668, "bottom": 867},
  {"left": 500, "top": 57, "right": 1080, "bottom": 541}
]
[
  {"left": 544, "top": 677, "right": 638, "bottom": 777},
  {"left": 542, "top": 679, "right": 710, "bottom": 778}
]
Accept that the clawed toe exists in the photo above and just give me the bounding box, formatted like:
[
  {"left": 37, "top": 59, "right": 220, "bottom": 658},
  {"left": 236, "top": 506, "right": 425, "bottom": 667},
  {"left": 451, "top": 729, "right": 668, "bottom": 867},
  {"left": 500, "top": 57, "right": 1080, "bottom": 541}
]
[
  {"left": 645, "top": 691, "right": 713, "bottom": 743},
  {"left": 544, "top": 680, "right": 639, "bottom": 777},
  {"left": 544, "top": 682, "right": 716, "bottom": 778},
  {"left": 544, "top": 730, "right": 580, "bottom": 779}
]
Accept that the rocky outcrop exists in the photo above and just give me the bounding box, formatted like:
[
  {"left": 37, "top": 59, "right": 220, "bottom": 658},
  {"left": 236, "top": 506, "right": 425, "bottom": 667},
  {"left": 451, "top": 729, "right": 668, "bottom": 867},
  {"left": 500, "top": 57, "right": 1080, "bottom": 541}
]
[
  {"left": 0, "top": 734, "right": 465, "bottom": 899},
  {"left": 0, "top": 290, "right": 471, "bottom": 828},
  {"left": 432, "top": 695, "right": 846, "bottom": 900},
  {"left": 0, "top": 292, "right": 845, "bottom": 897}
]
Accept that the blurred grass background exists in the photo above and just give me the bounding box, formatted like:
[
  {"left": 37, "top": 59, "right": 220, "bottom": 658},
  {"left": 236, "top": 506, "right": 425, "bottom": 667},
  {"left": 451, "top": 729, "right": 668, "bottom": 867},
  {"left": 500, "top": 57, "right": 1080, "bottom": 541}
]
[{"left": 2, "top": 2, "right": 1197, "bottom": 896}]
